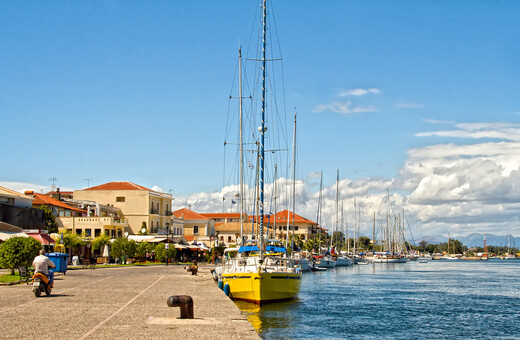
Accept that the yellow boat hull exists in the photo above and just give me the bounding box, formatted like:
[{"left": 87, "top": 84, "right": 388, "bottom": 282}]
[{"left": 221, "top": 272, "right": 302, "bottom": 305}]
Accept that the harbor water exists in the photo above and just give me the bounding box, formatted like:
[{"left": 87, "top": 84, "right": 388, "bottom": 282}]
[{"left": 236, "top": 259, "right": 520, "bottom": 339}]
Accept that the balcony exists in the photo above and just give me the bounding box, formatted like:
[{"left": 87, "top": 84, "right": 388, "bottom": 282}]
[
  {"left": 150, "top": 208, "right": 159, "bottom": 215},
  {"left": 57, "top": 216, "right": 128, "bottom": 229}
]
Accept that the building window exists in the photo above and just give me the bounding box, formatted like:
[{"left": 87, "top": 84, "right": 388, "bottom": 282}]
[
  {"left": 228, "top": 236, "right": 232, "bottom": 243},
  {"left": 85, "top": 229, "right": 92, "bottom": 237},
  {"left": 95, "top": 229, "right": 101, "bottom": 237},
  {"left": 294, "top": 226, "right": 299, "bottom": 231},
  {"left": 76, "top": 229, "right": 82, "bottom": 235},
  {"left": 111, "top": 229, "right": 116, "bottom": 238},
  {"left": 193, "top": 225, "right": 199, "bottom": 234},
  {"left": 116, "top": 197, "right": 125, "bottom": 202},
  {"left": 59, "top": 210, "right": 65, "bottom": 217}
]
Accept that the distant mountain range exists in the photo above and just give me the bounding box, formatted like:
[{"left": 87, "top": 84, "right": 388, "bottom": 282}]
[{"left": 413, "top": 233, "right": 518, "bottom": 248}]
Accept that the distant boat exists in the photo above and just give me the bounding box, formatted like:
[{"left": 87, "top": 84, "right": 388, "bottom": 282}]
[
  {"left": 310, "top": 262, "right": 327, "bottom": 271},
  {"left": 368, "top": 252, "right": 408, "bottom": 263},
  {"left": 335, "top": 255, "right": 354, "bottom": 267},
  {"left": 294, "top": 253, "right": 312, "bottom": 272},
  {"left": 316, "top": 254, "right": 336, "bottom": 268}
]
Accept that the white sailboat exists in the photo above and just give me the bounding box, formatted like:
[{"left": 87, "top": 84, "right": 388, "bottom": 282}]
[{"left": 333, "top": 171, "right": 353, "bottom": 267}]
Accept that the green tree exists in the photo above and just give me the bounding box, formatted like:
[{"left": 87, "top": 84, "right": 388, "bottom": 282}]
[
  {"left": 288, "top": 234, "right": 304, "bottom": 251},
  {"left": 135, "top": 242, "right": 153, "bottom": 261},
  {"left": 54, "top": 231, "right": 85, "bottom": 253},
  {"left": 154, "top": 243, "right": 166, "bottom": 262},
  {"left": 166, "top": 245, "right": 177, "bottom": 263},
  {"left": 304, "top": 238, "right": 318, "bottom": 252},
  {"left": 138, "top": 222, "right": 148, "bottom": 235},
  {"left": 0, "top": 237, "right": 42, "bottom": 274},
  {"left": 111, "top": 238, "right": 137, "bottom": 263},
  {"left": 92, "top": 235, "right": 110, "bottom": 251},
  {"left": 331, "top": 231, "right": 345, "bottom": 250},
  {"left": 39, "top": 205, "right": 59, "bottom": 234},
  {"left": 358, "top": 236, "right": 372, "bottom": 251}
]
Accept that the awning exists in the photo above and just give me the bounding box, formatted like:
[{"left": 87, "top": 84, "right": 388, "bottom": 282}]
[
  {"left": 0, "top": 231, "right": 29, "bottom": 241},
  {"left": 174, "top": 244, "right": 187, "bottom": 249},
  {"left": 128, "top": 235, "right": 167, "bottom": 243},
  {"left": 189, "top": 245, "right": 200, "bottom": 251},
  {"left": 26, "top": 233, "right": 55, "bottom": 245}
]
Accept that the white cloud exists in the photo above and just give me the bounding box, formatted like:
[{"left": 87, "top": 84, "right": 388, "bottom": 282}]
[
  {"left": 313, "top": 101, "right": 377, "bottom": 114},
  {"left": 417, "top": 122, "right": 520, "bottom": 142},
  {"left": 4, "top": 121, "right": 520, "bottom": 240},
  {"left": 174, "top": 120, "right": 520, "bottom": 238},
  {"left": 0, "top": 182, "right": 69, "bottom": 194},
  {"left": 151, "top": 186, "right": 165, "bottom": 193},
  {"left": 338, "top": 88, "right": 380, "bottom": 97}
]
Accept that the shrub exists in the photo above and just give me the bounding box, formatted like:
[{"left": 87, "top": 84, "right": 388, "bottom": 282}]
[
  {"left": 111, "top": 238, "right": 137, "bottom": 263},
  {"left": 0, "top": 237, "right": 42, "bottom": 274}
]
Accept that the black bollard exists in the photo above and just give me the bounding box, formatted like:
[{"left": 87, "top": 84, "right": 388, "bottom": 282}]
[{"left": 167, "top": 295, "right": 194, "bottom": 319}]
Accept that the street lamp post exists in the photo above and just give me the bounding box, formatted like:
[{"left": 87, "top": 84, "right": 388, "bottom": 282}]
[{"left": 165, "top": 222, "right": 170, "bottom": 266}]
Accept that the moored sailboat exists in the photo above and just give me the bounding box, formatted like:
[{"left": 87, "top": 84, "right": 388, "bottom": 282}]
[{"left": 220, "top": 0, "right": 302, "bottom": 305}]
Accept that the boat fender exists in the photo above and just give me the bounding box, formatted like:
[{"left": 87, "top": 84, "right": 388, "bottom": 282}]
[
  {"left": 218, "top": 281, "right": 224, "bottom": 290},
  {"left": 223, "top": 283, "right": 231, "bottom": 297}
]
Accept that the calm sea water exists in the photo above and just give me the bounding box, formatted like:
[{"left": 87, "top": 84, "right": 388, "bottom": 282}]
[{"left": 236, "top": 259, "right": 520, "bottom": 339}]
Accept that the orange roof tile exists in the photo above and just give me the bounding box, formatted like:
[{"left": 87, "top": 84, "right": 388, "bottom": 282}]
[
  {"left": 84, "top": 181, "right": 155, "bottom": 192},
  {"left": 45, "top": 191, "right": 74, "bottom": 195},
  {"left": 248, "top": 210, "right": 316, "bottom": 225},
  {"left": 200, "top": 213, "right": 243, "bottom": 219},
  {"left": 173, "top": 208, "right": 209, "bottom": 220},
  {"left": 31, "top": 193, "right": 86, "bottom": 213}
]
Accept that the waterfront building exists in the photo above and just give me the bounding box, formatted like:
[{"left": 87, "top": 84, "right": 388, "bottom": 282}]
[
  {"left": 249, "top": 210, "right": 318, "bottom": 241},
  {"left": 213, "top": 210, "right": 318, "bottom": 245},
  {"left": 27, "top": 191, "right": 86, "bottom": 217},
  {"left": 73, "top": 181, "right": 173, "bottom": 235},
  {"left": 173, "top": 208, "right": 215, "bottom": 243}
]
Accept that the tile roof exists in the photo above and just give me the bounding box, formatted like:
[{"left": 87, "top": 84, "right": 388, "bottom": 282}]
[
  {"left": 83, "top": 181, "right": 155, "bottom": 192},
  {"left": 173, "top": 208, "right": 209, "bottom": 221},
  {"left": 200, "top": 213, "right": 243, "bottom": 219},
  {"left": 0, "top": 186, "right": 34, "bottom": 200},
  {"left": 248, "top": 210, "right": 317, "bottom": 224},
  {"left": 31, "top": 193, "right": 86, "bottom": 213},
  {"left": 27, "top": 233, "right": 56, "bottom": 245},
  {"left": 45, "top": 191, "right": 74, "bottom": 195}
]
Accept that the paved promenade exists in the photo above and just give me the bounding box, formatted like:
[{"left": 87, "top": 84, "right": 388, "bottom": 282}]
[{"left": 0, "top": 264, "right": 259, "bottom": 339}]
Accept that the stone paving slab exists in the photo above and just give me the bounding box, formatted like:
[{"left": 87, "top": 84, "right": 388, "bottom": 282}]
[{"left": 0, "top": 264, "right": 259, "bottom": 339}]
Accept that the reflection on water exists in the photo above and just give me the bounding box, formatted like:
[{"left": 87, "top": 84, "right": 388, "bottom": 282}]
[
  {"left": 235, "top": 299, "right": 301, "bottom": 336},
  {"left": 234, "top": 260, "right": 520, "bottom": 339}
]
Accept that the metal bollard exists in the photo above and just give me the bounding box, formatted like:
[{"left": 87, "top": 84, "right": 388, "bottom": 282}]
[{"left": 167, "top": 295, "right": 194, "bottom": 319}]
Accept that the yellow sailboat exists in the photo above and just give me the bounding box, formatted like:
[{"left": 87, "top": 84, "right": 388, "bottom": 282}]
[
  {"left": 221, "top": 242, "right": 302, "bottom": 304},
  {"left": 220, "top": 0, "right": 302, "bottom": 305}
]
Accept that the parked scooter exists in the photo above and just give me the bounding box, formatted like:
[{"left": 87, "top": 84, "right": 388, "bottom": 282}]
[{"left": 32, "top": 271, "right": 53, "bottom": 297}]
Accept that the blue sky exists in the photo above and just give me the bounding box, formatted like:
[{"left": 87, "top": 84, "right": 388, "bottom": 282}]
[{"left": 1, "top": 1, "right": 520, "bottom": 238}]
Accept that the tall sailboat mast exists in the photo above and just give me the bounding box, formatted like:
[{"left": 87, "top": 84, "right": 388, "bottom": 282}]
[
  {"left": 239, "top": 47, "right": 244, "bottom": 245},
  {"left": 335, "top": 169, "right": 339, "bottom": 252},
  {"left": 291, "top": 111, "right": 297, "bottom": 252},
  {"left": 258, "top": 0, "right": 267, "bottom": 263}
]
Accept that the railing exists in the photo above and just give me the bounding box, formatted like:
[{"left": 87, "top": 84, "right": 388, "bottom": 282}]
[{"left": 150, "top": 208, "right": 159, "bottom": 214}]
